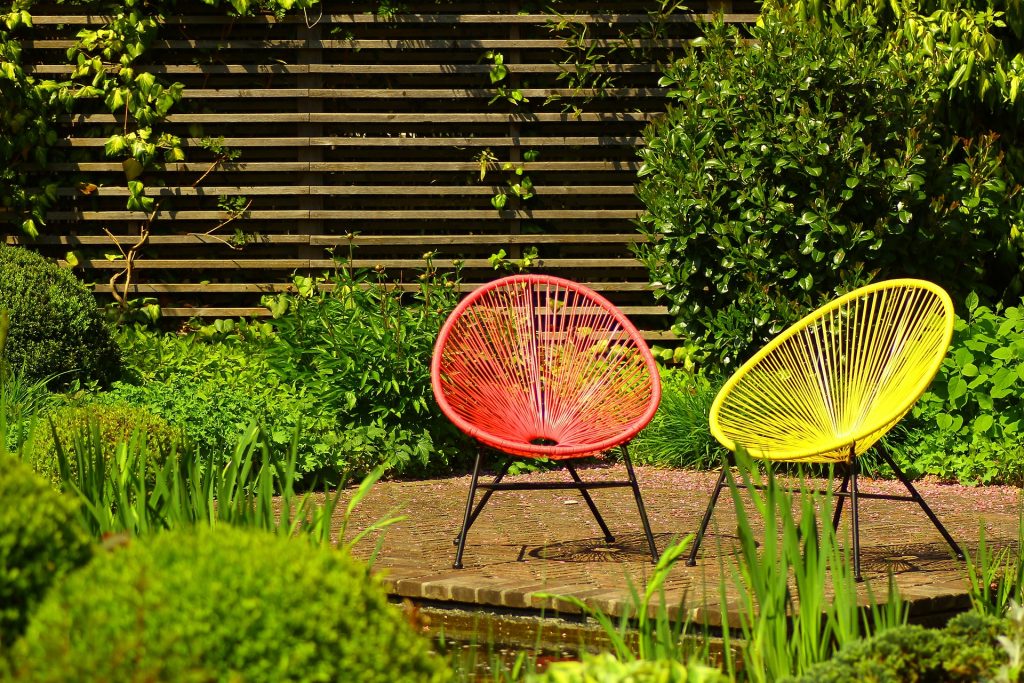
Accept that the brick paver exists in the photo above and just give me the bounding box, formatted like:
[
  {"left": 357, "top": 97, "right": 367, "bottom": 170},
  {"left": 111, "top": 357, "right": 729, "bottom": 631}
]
[{"left": 335, "top": 464, "right": 1021, "bottom": 624}]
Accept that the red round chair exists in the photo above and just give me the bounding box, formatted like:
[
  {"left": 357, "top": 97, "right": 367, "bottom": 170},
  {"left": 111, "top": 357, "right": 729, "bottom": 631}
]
[{"left": 432, "top": 274, "right": 661, "bottom": 568}]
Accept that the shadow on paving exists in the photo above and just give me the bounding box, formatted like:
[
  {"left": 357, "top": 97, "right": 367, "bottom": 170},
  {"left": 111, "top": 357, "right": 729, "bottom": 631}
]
[{"left": 333, "top": 464, "right": 1021, "bottom": 630}]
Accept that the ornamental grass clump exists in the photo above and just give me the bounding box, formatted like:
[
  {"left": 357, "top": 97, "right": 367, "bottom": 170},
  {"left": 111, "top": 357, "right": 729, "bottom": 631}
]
[{"left": 9, "top": 526, "right": 451, "bottom": 683}]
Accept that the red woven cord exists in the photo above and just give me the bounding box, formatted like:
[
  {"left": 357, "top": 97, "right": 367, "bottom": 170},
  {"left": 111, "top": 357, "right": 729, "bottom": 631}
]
[{"left": 432, "top": 275, "right": 660, "bottom": 459}]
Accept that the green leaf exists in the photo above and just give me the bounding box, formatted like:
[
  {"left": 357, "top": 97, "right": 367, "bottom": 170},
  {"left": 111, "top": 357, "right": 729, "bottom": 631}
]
[
  {"left": 122, "top": 158, "right": 144, "bottom": 180},
  {"left": 946, "top": 376, "right": 968, "bottom": 401},
  {"left": 972, "top": 414, "right": 994, "bottom": 434}
]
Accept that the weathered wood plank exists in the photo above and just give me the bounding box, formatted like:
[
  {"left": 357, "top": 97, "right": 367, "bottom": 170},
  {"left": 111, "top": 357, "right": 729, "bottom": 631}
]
[
  {"left": 62, "top": 135, "right": 642, "bottom": 147},
  {"left": 18, "top": 232, "right": 648, "bottom": 246},
  {"left": 71, "top": 257, "right": 646, "bottom": 269},
  {"left": 24, "top": 38, "right": 690, "bottom": 50},
  {"left": 50, "top": 185, "right": 637, "bottom": 197},
  {"left": 91, "top": 281, "right": 661, "bottom": 294},
  {"left": 50, "top": 161, "right": 641, "bottom": 172},
  {"left": 28, "top": 13, "right": 756, "bottom": 26},
  {"left": 46, "top": 209, "right": 642, "bottom": 220},
  {"left": 169, "top": 88, "right": 664, "bottom": 99},
  {"left": 63, "top": 112, "right": 657, "bottom": 124},
  {"left": 31, "top": 63, "right": 660, "bottom": 75}
]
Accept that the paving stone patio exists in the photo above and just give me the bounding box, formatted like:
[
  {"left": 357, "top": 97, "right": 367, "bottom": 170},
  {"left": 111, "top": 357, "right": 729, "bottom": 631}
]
[{"left": 337, "top": 463, "right": 1021, "bottom": 627}]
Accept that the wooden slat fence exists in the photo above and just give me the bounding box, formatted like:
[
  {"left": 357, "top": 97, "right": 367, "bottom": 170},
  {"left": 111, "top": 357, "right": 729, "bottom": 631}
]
[{"left": 10, "top": 0, "right": 760, "bottom": 339}]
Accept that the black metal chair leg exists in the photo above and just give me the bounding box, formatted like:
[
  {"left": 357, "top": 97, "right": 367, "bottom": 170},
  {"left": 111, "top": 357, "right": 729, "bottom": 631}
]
[
  {"left": 566, "top": 463, "right": 615, "bottom": 542},
  {"left": 832, "top": 466, "right": 851, "bottom": 533},
  {"left": 453, "top": 448, "right": 484, "bottom": 569},
  {"left": 880, "top": 449, "right": 965, "bottom": 560},
  {"left": 851, "top": 455, "right": 862, "bottom": 582},
  {"left": 687, "top": 466, "right": 728, "bottom": 567},
  {"left": 621, "top": 445, "right": 659, "bottom": 563},
  {"left": 453, "top": 458, "right": 512, "bottom": 546}
]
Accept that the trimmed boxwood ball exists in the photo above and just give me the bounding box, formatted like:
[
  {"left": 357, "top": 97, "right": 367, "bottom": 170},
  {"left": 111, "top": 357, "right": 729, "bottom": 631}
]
[
  {"left": 9, "top": 526, "right": 451, "bottom": 682},
  {"left": 0, "top": 454, "right": 91, "bottom": 651},
  {"left": 29, "top": 402, "right": 185, "bottom": 487},
  {"left": 0, "top": 243, "right": 120, "bottom": 388},
  {"left": 785, "top": 614, "right": 1008, "bottom": 683}
]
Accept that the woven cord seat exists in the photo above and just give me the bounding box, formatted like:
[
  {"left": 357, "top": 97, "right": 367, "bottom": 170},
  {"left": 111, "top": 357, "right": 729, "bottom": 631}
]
[
  {"left": 686, "top": 279, "right": 965, "bottom": 580},
  {"left": 432, "top": 274, "right": 661, "bottom": 568}
]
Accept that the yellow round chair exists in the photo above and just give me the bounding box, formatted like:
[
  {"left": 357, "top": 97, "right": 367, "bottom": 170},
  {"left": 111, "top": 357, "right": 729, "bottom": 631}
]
[{"left": 686, "top": 279, "right": 965, "bottom": 580}]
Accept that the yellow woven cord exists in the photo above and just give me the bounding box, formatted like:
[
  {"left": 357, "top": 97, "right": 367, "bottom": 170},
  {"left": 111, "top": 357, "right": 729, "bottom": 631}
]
[{"left": 709, "top": 279, "right": 955, "bottom": 463}]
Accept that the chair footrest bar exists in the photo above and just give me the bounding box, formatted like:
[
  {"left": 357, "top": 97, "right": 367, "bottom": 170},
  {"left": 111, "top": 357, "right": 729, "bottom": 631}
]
[
  {"left": 735, "top": 482, "right": 919, "bottom": 503},
  {"left": 478, "top": 480, "right": 633, "bottom": 491}
]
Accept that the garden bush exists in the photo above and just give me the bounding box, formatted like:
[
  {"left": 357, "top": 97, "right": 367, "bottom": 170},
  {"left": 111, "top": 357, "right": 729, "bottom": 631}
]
[
  {"left": 29, "top": 402, "right": 183, "bottom": 487},
  {"left": 0, "top": 244, "right": 120, "bottom": 388},
  {"left": 635, "top": 4, "right": 1023, "bottom": 371},
  {"left": 630, "top": 368, "right": 722, "bottom": 470},
  {"left": 887, "top": 295, "right": 1024, "bottom": 484},
  {"left": 785, "top": 611, "right": 1008, "bottom": 683},
  {"left": 8, "top": 526, "right": 450, "bottom": 682},
  {"left": 0, "top": 454, "right": 91, "bottom": 650},
  {"left": 261, "top": 261, "right": 468, "bottom": 477}
]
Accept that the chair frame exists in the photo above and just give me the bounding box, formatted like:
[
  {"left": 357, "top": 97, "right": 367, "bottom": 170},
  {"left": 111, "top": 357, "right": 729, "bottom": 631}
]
[
  {"left": 454, "top": 443, "right": 657, "bottom": 569},
  {"left": 685, "top": 279, "right": 965, "bottom": 581},
  {"left": 432, "top": 274, "right": 660, "bottom": 569},
  {"left": 686, "top": 445, "right": 964, "bottom": 580}
]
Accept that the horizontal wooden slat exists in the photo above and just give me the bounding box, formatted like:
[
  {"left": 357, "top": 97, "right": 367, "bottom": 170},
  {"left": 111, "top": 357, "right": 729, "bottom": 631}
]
[
  {"left": 50, "top": 185, "right": 637, "bottom": 198},
  {"left": 29, "top": 13, "right": 757, "bottom": 26},
  {"left": 32, "top": 63, "right": 660, "bottom": 75},
  {"left": 170, "top": 88, "right": 664, "bottom": 99},
  {"left": 64, "top": 112, "right": 657, "bottom": 124},
  {"left": 17, "top": 233, "right": 647, "bottom": 247},
  {"left": 50, "top": 161, "right": 641, "bottom": 172},
  {"left": 46, "top": 209, "right": 641, "bottom": 220},
  {"left": 25, "top": 38, "right": 690, "bottom": 50},
  {"left": 158, "top": 304, "right": 665, "bottom": 316},
  {"left": 62, "top": 136, "right": 641, "bottom": 147},
  {"left": 92, "top": 281, "right": 661, "bottom": 294},
  {"left": 70, "top": 257, "right": 645, "bottom": 269}
]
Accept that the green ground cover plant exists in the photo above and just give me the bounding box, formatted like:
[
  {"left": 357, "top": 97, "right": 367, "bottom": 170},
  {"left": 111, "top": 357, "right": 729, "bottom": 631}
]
[
  {"left": 527, "top": 652, "right": 728, "bottom": 683},
  {"left": 7, "top": 526, "right": 451, "bottom": 683},
  {"left": 888, "top": 295, "right": 1024, "bottom": 484},
  {"left": 112, "top": 323, "right": 342, "bottom": 474},
  {"left": 111, "top": 255, "right": 469, "bottom": 480}
]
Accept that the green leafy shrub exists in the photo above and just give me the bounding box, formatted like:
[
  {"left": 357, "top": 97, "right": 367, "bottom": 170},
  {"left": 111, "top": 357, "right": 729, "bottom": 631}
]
[
  {"left": 630, "top": 369, "right": 722, "bottom": 470},
  {"left": 889, "top": 295, "right": 1024, "bottom": 484},
  {"left": 262, "top": 260, "right": 467, "bottom": 476},
  {"left": 0, "top": 244, "right": 120, "bottom": 388},
  {"left": 785, "top": 610, "right": 1008, "bottom": 683},
  {"left": 526, "top": 652, "right": 728, "bottom": 683},
  {"left": 635, "top": 5, "right": 1022, "bottom": 371},
  {"left": 29, "top": 402, "right": 183, "bottom": 486},
  {"left": 0, "top": 454, "right": 91, "bottom": 650},
  {"left": 9, "top": 526, "right": 450, "bottom": 682},
  {"left": 113, "top": 323, "right": 367, "bottom": 476}
]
